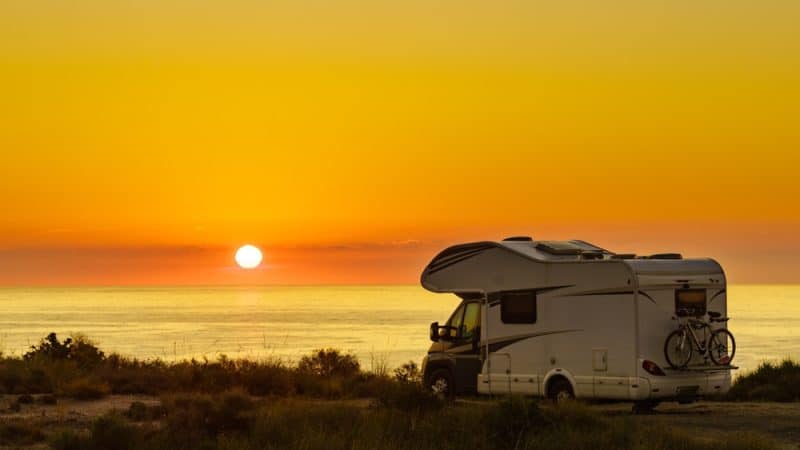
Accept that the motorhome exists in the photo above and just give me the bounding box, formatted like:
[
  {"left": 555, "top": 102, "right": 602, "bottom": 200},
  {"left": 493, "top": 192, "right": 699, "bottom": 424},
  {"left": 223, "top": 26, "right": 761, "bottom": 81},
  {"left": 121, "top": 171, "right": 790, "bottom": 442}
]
[{"left": 420, "top": 237, "right": 734, "bottom": 410}]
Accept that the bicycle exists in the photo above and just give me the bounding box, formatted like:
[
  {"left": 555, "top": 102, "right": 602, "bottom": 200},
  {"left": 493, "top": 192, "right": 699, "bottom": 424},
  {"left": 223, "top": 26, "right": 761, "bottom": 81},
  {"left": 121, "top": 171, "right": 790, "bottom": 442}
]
[{"left": 663, "top": 308, "right": 736, "bottom": 369}]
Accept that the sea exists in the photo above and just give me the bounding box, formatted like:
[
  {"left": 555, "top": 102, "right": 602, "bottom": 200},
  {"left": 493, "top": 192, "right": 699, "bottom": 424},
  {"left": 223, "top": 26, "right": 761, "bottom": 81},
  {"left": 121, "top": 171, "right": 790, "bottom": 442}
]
[{"left": 0, "top": 285, "right": 797, "bottom": 376}]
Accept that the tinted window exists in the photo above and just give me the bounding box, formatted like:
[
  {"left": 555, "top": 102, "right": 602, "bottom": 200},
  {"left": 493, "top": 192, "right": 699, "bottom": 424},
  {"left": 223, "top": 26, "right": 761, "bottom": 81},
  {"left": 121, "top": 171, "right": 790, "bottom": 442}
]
[
  {"left": 501, "top": 292, "right": 537, "bottom": 324},
  {"left": 675, "top": 289, "right": 706, "bottom": 316},
  {"left": 444, "top": 304, "right": 465, "bottom": 339},
  {"left": 461, "top": 303, "right": 481, "bottom": 339}
]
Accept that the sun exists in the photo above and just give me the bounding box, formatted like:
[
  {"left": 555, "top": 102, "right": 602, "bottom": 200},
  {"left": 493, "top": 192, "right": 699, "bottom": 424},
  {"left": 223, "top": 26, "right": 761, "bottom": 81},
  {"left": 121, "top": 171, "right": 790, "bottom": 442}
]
[{"left": 235, "top": 245, "right": 263, "bottom": 269}]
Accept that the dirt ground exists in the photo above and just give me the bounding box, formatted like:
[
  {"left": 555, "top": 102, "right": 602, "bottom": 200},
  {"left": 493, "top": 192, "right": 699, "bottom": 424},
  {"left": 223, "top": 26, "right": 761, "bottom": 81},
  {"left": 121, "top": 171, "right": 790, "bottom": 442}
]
[
  {"left": 593, "top": 401, "right": 800, "bottom": 449},
  {"left": 2, "top": 395, "right": 799, "bottom": 449}
]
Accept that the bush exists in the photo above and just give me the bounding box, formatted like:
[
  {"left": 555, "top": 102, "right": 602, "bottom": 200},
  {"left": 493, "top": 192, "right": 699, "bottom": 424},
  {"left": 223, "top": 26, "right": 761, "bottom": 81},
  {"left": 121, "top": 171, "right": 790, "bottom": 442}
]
[
  {"left": 90, "top": 414, "right": 140, "bottom": 450},
  {"left": 298, "top": 349, "right": 360, "bottom": 378},
  {"left": 393, "top": 361, "right": 421, "bottom": 383},
  {"left": 728, "top": 359, "right": 800, "bottom": 402},
  {"left": 374, "top": 380, "right": 443, "bottom": 412},
  {"left": 0, "top": 421, "right": 45, "bottom": 446},
  {"left": 24, "top": 333, "right": 104, "bottom": 368},
  {"left": 60, "top": 377, "right": 111, "bottom": 400},
  {"left": 126, "top": 401, "right": 165, "bottom": 421},
  {"left": 38, "top": 394, "right": 58, "bottom": 405},
  {"left": 161, "top": 389, "right": 258, "bottom": 448},
  {"left": 49, "top": 429, "right": 90, "bottom": 450}
]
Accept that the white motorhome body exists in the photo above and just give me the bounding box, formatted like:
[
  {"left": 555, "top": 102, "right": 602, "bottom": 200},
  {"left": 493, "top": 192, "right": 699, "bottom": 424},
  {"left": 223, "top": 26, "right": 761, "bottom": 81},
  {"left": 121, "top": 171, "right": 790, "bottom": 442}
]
[{"left": 420, "top": 237, "right": 733, "bottom": 404}]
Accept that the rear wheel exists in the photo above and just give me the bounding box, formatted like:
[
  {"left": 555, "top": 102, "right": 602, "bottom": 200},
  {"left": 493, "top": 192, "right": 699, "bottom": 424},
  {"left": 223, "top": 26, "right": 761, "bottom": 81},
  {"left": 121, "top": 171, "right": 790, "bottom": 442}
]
[
  {"left": 426, "top": 368, "right": 455, "bottom": 400},
  {"left": 632, "top": 400, "right": 660, "bottom": 414},
  {"left": 708, "top": 329, "right": 736, "bottom": 365},
  {"left": 547, "top": 378, "right": 574, "bottom": 404},
  {"left": 664, "top": 329, "right": 692, "bottom": 368}
]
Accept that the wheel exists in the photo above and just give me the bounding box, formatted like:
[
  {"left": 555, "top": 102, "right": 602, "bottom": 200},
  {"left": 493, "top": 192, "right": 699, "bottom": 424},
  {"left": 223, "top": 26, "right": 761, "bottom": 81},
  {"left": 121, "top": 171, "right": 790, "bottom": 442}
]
[
  {"left": 631, "top": 400, "right": 660, "bottom": 414},
  {"left": 547, "top": 378, "right": 574, "bottom": 404},
  {"left": 664, "top": 329, "right": 692, "bottom": 368},
  {"left": 708, "top": 329, "right": 736, "bottom": 365},
  {"left": 426, "top": 368, "right": 455, "bottom": 400}
]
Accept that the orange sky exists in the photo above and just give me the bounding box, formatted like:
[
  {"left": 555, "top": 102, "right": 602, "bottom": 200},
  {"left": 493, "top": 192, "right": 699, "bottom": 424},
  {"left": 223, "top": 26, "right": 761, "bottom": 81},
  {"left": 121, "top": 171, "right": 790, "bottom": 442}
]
[{"left": 1, "top": 1, "right": 799, "bottom": 285}]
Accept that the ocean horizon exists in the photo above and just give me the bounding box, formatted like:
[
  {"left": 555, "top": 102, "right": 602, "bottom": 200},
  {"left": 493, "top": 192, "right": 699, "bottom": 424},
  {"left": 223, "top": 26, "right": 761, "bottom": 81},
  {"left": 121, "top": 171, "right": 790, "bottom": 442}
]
[{"left": 1, "top": 284, "right": 798, "bottom": 376}]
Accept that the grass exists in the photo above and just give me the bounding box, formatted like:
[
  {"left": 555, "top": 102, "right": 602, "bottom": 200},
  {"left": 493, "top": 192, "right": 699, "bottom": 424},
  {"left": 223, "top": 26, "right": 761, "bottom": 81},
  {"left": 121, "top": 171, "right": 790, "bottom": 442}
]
[
  {"left": 0, "top": 333, "right": 790, "bottom": 449},
  {"left": 41, "top": 397, "right": 777, "bottom": 450},
  {"left": 727, "top": 358, "right": 800, "bottom": 402},
  {"left": 0, "top": 333, "right": 398, "bottom": 400}
]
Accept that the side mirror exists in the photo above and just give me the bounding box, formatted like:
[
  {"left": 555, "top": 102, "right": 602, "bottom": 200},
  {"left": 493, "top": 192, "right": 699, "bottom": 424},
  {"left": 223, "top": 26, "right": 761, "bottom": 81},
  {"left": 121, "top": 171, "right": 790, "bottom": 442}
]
[{"left": 430, "top": 322, "right": 440, "bottom": 342}]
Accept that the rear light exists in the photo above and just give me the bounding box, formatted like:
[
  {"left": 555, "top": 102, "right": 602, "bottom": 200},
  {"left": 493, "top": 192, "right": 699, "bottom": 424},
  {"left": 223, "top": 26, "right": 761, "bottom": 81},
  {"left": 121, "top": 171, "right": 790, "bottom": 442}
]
[{"left": 642, "top": 360, "right": 666, "bottom": 376}]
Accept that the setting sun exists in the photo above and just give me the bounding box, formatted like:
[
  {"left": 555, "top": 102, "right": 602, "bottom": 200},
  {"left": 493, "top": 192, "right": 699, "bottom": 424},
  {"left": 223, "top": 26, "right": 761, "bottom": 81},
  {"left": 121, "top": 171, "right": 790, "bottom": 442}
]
[{"left": 235, "top": 245, "right": 263, "bottom": 270}]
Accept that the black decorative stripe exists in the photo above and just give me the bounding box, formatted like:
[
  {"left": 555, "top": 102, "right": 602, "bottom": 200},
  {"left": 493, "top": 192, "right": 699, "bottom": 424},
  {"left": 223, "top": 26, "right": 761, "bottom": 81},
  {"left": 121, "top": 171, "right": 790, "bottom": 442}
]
[
  {"left": 709, "top": 289, "right": 726, "bottom": 304},
  {"left": 446, "top": 329, "right": 582, "bottom": 355},
  {"left": 426, "top": 246, "right": 492, "bottom": 275},
  {"left": 485, "top": 329, "right": 582, "bottom": 353},
  {"left": 637, "top": 291, "right": 657, "bottom": 304},
  {"left": 429, "top": 246, "right": 490, "bottom": 269},
  {"left": 573, "top": 290, "right": 634, "bottom": 297},
  {"left": 488, "top": 285, "right": 574, "bottom": 306}
]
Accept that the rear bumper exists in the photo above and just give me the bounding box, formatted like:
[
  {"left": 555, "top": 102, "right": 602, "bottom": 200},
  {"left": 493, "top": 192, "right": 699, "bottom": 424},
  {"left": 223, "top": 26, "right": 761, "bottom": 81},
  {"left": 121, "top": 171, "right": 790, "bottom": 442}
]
[{"left": 633, "top": 370, "right": 731, "bottom": 401}]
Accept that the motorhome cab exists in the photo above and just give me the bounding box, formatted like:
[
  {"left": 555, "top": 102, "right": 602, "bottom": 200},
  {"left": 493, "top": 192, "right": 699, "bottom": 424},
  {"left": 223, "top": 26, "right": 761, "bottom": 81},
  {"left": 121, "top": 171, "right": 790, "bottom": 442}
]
[{"left": 420, "top": 237, "right": 734, "bottom": 410}]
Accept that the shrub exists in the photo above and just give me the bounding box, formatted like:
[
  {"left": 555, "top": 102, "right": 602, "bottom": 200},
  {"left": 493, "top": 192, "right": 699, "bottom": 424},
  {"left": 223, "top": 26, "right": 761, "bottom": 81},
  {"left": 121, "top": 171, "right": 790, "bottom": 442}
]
[
  {"left": 49, "top": 429, "right": 90, "bottom": 450},
  {"left": 60, "top": 377, "right": 111, "bottom": 400},
  {"left": 393, "top": 361, "right": 421, "bottom": 383},
  {"left": 38, "top": 394, "right": 58, "bottom": 405},
  {"left": 486, "top": 398, "right": 550, "bottom": 448},
  {"left": 90, "top": 414, "right": 140, "bottom": 450},
  {"left": 127, "top": 401, "right": 152, "bottom": 421},
  {"left": 0, "top": 421, "right": 45, "bottom": 446},
  {"left": 161, "top": 389, "right": 258, "bottom": 447},
  {"left": 374, "top": 380, "right": 443, "bottom": 412},
  {"left": 298, "top": 348, "right": 360, "bottom": 378},
  {"left": 728, "top": 359, "right": 800, "bottom": 402}
]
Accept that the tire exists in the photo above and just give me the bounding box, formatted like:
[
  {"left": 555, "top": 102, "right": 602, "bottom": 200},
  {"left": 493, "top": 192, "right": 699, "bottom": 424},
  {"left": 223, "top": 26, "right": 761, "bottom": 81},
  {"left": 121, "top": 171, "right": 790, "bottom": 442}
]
[
  {"left": 664, "top": 329, "right": 692, "bottom": 369},
  {"left": 708, "top": 329, "right": 736, "bottom": 366},
  {"left": 631, "top": 400, "right": 660, "bottom": 414},
  {"left": 547, "top": 378, "right": 574, "bottom": 404},
  {"left": 426, "top": 368, "right": 455, "bottom": 400}
]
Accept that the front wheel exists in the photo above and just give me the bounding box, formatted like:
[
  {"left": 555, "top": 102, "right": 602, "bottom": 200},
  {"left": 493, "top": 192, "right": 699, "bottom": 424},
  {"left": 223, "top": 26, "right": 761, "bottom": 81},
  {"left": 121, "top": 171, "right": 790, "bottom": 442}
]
[
  {"left": 708, "top": 329, "right": 736, "bottom": 365},
  {"left": 426, "top": 368, "right": 455, "bottom": 400},
  {"left": 664, "top": 329, "right": 693, "bottom": 368}
]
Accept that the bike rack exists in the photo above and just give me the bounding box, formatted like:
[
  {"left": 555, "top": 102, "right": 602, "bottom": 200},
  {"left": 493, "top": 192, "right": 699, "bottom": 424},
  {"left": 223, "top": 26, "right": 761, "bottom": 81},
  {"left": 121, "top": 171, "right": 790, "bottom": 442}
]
[{"left": 670, "top": 364, "right": 738, "bottom": 372}]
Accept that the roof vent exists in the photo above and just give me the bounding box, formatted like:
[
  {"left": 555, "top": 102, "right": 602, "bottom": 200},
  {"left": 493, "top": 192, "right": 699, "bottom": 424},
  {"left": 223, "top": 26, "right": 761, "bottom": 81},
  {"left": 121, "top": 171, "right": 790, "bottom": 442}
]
[
  {"left": 503, "top": 236, "right": 533, "bottom": 242},
  {"left": 647, "top": 253, "right": 683, "bottom": 260},
  {"left": 580, "top": 251, "right": 604, "bottom": 260},
  {"left": 536, "top": 241, "right": 582, "bottom": 255}
]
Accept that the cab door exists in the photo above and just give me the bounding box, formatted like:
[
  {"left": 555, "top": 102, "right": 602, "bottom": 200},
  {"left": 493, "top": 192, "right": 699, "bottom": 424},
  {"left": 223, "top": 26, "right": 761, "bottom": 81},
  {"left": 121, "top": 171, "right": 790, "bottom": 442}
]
[{"left": 451, "top": 302, "right": 482, "bottom": 393}]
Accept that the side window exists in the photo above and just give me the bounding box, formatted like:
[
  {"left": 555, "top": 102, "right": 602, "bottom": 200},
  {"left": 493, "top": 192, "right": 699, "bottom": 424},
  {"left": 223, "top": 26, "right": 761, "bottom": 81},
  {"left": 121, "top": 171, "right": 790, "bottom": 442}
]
[
  {"left": 461, "top": 302, "right": 481, "bottom": 340},
  {"left": 501, "top": 291, "right": 537, "bottom": 324},
  {"left": 444, "top": 304, "right": 465, "bottom": 339}
]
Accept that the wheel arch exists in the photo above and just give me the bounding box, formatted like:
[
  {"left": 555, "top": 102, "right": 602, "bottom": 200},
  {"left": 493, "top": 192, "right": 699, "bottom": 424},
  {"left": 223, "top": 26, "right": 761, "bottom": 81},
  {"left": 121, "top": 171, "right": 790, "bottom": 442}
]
[
  {"left": 422, "top": 356, "right": 455, "bottom": 384},
  {"left": 542, "top": 369, "right": 577, "bottom": 398}
]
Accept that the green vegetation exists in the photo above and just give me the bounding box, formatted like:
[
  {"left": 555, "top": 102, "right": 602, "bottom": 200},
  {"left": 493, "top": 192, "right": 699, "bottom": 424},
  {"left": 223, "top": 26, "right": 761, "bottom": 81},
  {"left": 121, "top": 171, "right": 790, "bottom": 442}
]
[
  {"left": 728, "top": 359, "right": 800, "bottom": 402},
  {"left": 0, "top": 334, "right": 789, "bottom": 449},
  {"left": 0, "top": 333, "right": 401, "bottom": 399},
  {"left": 40, "top": 397, "right": 775, "bottom": 450}
]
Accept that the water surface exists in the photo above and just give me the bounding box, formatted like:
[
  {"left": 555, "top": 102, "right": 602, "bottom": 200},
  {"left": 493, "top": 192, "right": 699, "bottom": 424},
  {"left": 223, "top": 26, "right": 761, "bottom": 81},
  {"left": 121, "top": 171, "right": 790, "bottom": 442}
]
[{"left": 0, "top": 285, "right": 796, "bottom": 375}]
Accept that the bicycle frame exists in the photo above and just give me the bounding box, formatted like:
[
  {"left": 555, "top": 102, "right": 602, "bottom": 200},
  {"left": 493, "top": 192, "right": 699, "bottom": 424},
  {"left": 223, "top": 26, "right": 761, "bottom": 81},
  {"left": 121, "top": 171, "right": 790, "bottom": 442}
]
[{"left": 675, "top": 317, "right": 713, "bottom": 356}]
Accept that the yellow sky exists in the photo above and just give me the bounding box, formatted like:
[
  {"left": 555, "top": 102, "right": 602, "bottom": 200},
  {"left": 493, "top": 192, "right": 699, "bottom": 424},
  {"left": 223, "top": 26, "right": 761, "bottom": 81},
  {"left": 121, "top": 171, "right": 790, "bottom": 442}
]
[{"left": 1, "top": 1, "right": 798, "bottom": 284}]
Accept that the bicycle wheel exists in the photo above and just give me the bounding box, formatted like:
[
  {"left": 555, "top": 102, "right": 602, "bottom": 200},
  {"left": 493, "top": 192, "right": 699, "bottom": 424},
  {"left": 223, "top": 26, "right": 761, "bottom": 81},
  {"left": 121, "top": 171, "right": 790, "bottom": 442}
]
[
  {"left": 709, "top": 329, "right": 736, "bottom": 365},
  {"left": 664, "top": 329, "right": 693, "bottom": 368}
]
